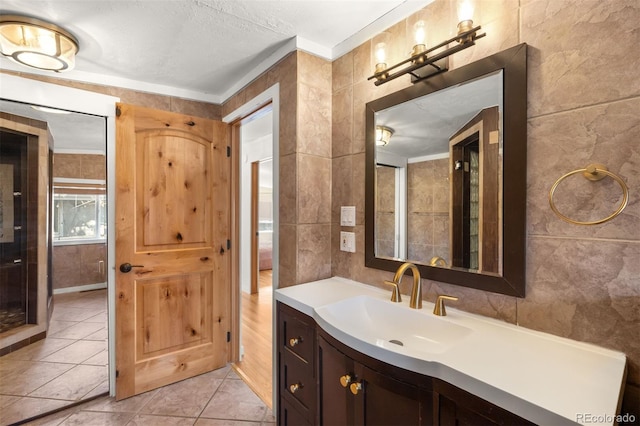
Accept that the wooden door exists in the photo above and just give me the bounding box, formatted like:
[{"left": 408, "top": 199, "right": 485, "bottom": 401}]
[{"left": 115, "top": 103, "right": 230, "bottom": 400}]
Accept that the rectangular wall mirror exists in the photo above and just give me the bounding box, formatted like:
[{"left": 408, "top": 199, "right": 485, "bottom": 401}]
[{"left": 365, "top": 44, "right": 527, "bottom": 297}]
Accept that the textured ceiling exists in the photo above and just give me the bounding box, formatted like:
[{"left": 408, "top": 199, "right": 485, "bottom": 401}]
[
  {"left": 376, "top": 71, "right": 503, "bottom": 160},
  {"left": 0, "top": 0, "right": 434, "bottom": 153},
  {"left": 0, "top": 0, "right": 432, "bottom": 103}
]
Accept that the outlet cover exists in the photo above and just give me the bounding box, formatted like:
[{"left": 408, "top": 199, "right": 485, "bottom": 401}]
[{"left": 340, "top": 231, "right": 356, "bottom": 253}]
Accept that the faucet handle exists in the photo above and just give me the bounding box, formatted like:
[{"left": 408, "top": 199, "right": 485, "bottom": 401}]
[
  {"left": 383, "top": 280, "right": 402, "bottom": 302},
  {"left": 433, "top": 295, "right": 458, "bottom": 316}
]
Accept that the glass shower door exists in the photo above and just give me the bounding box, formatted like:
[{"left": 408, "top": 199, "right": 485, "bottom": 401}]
[{"left": 0, "top": 129, "right": 30, "bottom": 333}]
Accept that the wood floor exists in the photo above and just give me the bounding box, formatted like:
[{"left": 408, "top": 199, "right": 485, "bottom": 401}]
[{"left": 233, "top": 269, "right": 273, "bottom": 408}]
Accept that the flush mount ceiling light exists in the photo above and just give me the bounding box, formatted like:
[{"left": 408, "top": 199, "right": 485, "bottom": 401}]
[
  {"left": 0, "top": 15, "right": 79, "bottom": 72},
  {"left": 375, "top": 126, "right": 394, "bottom": 146}
]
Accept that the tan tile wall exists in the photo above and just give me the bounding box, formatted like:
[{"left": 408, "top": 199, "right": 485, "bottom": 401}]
[
  {"left": 331, "top": 0, "right": 640, "bottom": 399},
  {"left": 53, "top": 154, "right": 106, "bottom": 180},
  {"left": 407, "top": 159, "right": 450, "bottom": 264},
  {"left": 53, "top": 244, "right": 107, "bottom": 289},
  {"left": 223, "top": 51, "right": 333, "bottom": 288},
  {"left": 375, "top": 165, "right": 396, "bottom": 258},
  {"left": 52, "top": 154, "right": 106, "bottom": 290}
]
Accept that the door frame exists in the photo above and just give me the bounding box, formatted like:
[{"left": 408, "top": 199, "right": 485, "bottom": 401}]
[
  {"left": 0, "top": 73, "right": 120, "bottom": 395},
  {"left": 250, "top": 161, "right": 259, "bottom": 295},
  {"left": 222, "top": 83, "right": 280, "bottom": 409}
]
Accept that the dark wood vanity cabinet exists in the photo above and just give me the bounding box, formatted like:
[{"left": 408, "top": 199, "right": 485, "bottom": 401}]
[
  {"left": 277, "top": 302, "right": 318, "bottom": 425},
  {"left": 319, "top": 334, "right": 429, "bottom": 425},
  {"left": 277, "top": 303, "right": 534, "bottom": 426},
  {"left": 433, "top": 380, "right": 535, "bottom": 426}
]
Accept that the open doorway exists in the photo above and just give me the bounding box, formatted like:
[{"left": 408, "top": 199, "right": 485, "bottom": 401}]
[
  {"left": 233, "top": 104, "right": 274, "bottom": 406},
  {"left": 251, "top": 159, "right": 274, "bottom": 294}
]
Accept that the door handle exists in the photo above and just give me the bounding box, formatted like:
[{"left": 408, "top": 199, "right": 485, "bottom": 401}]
[{"left": 119, "top": 263, "right": 144, "bottom": 273}]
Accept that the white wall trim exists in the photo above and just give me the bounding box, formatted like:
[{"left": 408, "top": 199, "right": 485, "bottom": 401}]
[
  {"left": 53, "top": 282, "right": 107, "bottom": 295},
  {"left": 223, "top": 83, "right": 279, "bottom": 411},
  {"left": 54, "top": 148, "right": 106, "bottom": 155},
  {"left": 53, "top": 239, "right": 106, "bottom": 246},
  {"left": 53, "top": 177, "right": 106, "bottom": 185}
]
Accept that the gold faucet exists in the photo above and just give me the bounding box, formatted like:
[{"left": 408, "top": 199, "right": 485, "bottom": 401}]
[
  {"left": 384, "top": 262, "right": 422, "bottom": 309},
  {"left": 433, "top": 295, "right": 459, "bottom": 316}
]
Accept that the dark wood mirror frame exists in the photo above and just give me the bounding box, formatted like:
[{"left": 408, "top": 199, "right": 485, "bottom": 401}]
[{"left": 365, "top": 43, "right": 527, "bottom": 297}]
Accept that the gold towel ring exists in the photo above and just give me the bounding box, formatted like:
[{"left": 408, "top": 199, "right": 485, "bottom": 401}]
[{"left": 549, "top": 163, "right": 629, "bottom": 226}]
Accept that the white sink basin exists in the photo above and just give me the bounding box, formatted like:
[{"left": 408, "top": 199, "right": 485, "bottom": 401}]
[
  {"left": 277, "top": 277, "right": 628, "bottom": 426},
  {"left": 315, "top": 295, "right": 471, "bottom": 354}
]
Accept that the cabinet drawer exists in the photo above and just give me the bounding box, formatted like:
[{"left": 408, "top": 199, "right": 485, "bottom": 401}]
[
  {"left": 279, "top": 396, "right": 311, "bottom": 426},
  {"left": 282, "top": 349, "right": 314, "bottom": 410},
  {"left": 281, "top": 308, "right": 314, "bottom": 362}
]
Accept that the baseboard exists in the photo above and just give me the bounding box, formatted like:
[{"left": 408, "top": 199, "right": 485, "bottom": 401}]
[{"left": 53, "top": 282, "right": 107, "bottom": 294}]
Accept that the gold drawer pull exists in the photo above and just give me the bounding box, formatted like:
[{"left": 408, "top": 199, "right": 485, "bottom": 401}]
[
  {"left": 350, "top": 382, "right": 363, "bottom": 395},
  {"left": 289, "top": 337, "right": 301, "bottom": 347},
  {"left": 289, "top": 383, "right": 302, "bottom": 394},
  {"left": 339, "top": 374, "right": 352, "bottom": 388}
]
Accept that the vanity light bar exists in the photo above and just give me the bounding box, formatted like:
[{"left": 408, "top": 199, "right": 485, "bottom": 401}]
[{"left": 368, "top": 26, "right": 486, "bottom": 86}]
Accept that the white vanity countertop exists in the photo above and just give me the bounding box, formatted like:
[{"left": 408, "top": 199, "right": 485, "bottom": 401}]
[{"left": 275, "top": 277, "right": 627, "bottom": 426}]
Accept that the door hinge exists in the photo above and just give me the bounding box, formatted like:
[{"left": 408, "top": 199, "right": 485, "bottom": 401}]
[
  {"left": 227, "top": 146, "right": 231, "bottom": 157},
  {"left": 115, "top": 106, "right": 121, "bottom": 117},
  {"left": 226, "top": 331, "right": 231, "bottom": 343},
  {"left": 115, "top": 369, "right": 119, "bottom": 378},
  {"left": 227, "top": 239, "right": 231, "bottom": 250}
]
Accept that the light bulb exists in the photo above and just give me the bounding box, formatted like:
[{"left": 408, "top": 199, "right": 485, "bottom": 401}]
[
  {"left": 375, "top": 42, "right": 386, "bottom": 64},
  {"left": 457, "top": 0, "right": 474, "bottom": 23},
  {"left": 372, "top": 32, "right": 391, "bottom": 80},
  {"left": 414, "top": 20, "right": 426, "bottom": 46},
  {"left": 38, "top": 32, "right": 58, "bottom": 55},
  {"left": 456, "top": 0, "right": 476, "bottom": 42}
]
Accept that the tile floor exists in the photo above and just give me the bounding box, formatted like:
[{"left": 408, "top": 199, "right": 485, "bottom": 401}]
[
  {"left": 11, "top": 366, "right": 275, "bottom": 426},
  {"left": 1, "top": 289, "right": 109, "bottom": 425},
  {"left": 1, "top": 290, "right": 275, "bottom": 426}
]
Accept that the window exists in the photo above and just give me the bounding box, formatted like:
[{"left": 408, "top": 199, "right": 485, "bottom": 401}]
[{"left": 53, "top": 179, "right": 106, "bottom": 243}]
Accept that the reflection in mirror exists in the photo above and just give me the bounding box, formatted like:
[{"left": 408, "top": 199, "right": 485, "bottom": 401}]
[
  {"left": 365, "top": 43, "right": 527, "bottom": 297},
  {"left": 375, "top": 71, "right": 503, "bottom": 274},
  {"left": 0, "top": 97, "right": 109, "bottom": 422}
]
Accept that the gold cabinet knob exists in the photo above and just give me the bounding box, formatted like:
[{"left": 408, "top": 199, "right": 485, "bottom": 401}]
[
  {"left": 350, "top": 382, "right": 363, "bottom": 395},
  {"left": 289, "top": 383, "right": 301, "bottom": 394},
  {"left": 339, "top": 374, "right": 352, "bottom": 388},
  {"left": 289, "top": 337, "right": 300, "bottom": 347}
]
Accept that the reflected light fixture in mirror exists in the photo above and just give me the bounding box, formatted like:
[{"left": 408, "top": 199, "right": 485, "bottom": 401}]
[
  {"left": 0, "top": 15, "right": 79, "bottom": 72},
  {"left": 368, "top": 1, "right": 484, "bottom": 86},
  {"left": 375, "top": 126, "right": 394, "bottom": 146}
]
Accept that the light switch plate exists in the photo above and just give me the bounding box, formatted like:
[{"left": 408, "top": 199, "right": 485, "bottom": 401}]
[
  {"left": 340, "top": 206, "right": 356, "bottom": 227},
  {"left": 340, "top": 231, "right": 356, "bottom": 253}
]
